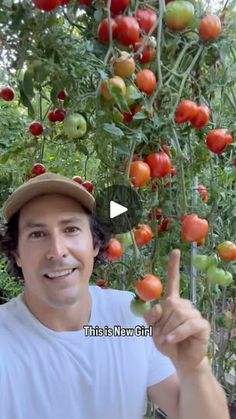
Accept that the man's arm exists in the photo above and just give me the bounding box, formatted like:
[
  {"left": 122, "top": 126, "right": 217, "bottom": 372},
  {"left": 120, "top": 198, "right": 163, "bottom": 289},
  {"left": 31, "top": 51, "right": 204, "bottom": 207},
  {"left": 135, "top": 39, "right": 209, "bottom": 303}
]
[{"left": 147, "top": 357, "right": 230, "bottom": 419}]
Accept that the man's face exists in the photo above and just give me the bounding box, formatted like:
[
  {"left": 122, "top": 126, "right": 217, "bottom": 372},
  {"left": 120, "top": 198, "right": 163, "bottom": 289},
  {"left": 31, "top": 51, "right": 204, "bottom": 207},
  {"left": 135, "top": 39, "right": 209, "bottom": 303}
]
[{"left": 13, "top": 193, "right": 99, "bottom": 309}]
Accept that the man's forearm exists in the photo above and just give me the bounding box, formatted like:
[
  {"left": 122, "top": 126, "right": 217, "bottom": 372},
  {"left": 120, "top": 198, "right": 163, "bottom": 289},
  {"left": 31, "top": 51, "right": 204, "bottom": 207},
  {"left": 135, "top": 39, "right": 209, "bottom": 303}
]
[{"left": 176, "top": 357, "right": 230, "bottom": 419}]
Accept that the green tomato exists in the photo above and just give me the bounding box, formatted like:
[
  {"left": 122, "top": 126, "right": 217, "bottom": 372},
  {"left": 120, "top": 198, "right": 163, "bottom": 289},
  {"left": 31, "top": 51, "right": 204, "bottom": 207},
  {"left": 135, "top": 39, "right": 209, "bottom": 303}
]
[
  {"left": 130, "top": 297, "right": 151, "bottom": 317},
  {"left": 164, "top": 1, "right": 194, "bottom": 32},
  {"left": 206, "top": 266, "right": 233, "bottom": 287},
  {"left": 116, "top": 232, "right": 133, "bottom": 249},
  {"left": 63, "top": 113, "right": 87, "bottom": 138},
  {"left": 125, "top": 84, "right": 142, "bottom": 106},
  {"left": 193, "top": 254, "right": 218, "bottom": 272}
]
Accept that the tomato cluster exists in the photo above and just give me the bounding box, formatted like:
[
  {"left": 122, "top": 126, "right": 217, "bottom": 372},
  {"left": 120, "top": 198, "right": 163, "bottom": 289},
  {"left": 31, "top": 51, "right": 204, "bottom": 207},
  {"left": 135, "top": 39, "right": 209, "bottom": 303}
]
[
  {"left": 175, "top": 100, "right": 210, "bottom": 130},
  {"left": 193, "top": 253, "right": 233, "bottom": 287},
  {"left": 72, "top": 176, "right": 94, "bottom": 193}
]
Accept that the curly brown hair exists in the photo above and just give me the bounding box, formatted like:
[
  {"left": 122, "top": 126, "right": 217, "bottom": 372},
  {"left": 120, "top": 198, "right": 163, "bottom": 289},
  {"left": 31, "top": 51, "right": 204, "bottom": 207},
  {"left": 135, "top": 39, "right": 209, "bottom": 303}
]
[{"left": 0, "top": 207, "right": 113, "bottom": 283}]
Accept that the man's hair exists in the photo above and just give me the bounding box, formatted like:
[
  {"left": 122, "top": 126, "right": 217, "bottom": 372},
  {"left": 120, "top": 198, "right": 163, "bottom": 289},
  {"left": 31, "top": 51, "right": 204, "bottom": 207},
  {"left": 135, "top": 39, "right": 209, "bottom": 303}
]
[{"left": 0, "top": 206, "right": 113, "bottom": 283}]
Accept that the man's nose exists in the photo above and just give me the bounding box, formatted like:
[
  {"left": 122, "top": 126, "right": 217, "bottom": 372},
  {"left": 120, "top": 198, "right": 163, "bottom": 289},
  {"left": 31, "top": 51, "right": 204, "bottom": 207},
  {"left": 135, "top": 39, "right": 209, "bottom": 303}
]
[{"left": 46, "top": 233, "right": 68, "bottom": 259}]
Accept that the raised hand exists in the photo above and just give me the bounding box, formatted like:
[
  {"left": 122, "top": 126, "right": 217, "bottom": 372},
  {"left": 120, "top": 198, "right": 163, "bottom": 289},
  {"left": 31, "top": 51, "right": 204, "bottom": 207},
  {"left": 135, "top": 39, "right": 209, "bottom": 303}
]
[{"left": 144, "top": 249, "right": 211, "bottom": 371}]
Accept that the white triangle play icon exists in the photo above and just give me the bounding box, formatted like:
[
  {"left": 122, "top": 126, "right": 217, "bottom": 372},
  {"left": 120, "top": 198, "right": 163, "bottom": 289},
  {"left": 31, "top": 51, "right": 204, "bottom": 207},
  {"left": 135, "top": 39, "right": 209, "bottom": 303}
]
[{"left": 110, "top": 201, "right": 128, "bottom": 219}]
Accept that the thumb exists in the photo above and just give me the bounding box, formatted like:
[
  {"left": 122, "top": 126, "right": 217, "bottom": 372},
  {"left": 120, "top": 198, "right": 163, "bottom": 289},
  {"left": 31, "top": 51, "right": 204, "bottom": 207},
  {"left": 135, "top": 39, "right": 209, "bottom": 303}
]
[{"left": 144, "top": 304, "right": 163, "bottom": 326}]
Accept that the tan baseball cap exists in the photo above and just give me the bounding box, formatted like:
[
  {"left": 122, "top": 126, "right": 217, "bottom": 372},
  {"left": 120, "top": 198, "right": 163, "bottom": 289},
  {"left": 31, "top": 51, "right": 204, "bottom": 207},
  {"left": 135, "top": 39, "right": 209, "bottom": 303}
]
[{"left": 2, "top": 172, "right": 95, "bottom": 222}]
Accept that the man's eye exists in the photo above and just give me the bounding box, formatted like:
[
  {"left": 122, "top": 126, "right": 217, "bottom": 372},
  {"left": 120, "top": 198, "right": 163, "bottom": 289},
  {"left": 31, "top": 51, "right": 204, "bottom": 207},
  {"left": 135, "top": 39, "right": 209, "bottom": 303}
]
[{"left": 29, "top": 227, "right": 80, "bottom": 238}]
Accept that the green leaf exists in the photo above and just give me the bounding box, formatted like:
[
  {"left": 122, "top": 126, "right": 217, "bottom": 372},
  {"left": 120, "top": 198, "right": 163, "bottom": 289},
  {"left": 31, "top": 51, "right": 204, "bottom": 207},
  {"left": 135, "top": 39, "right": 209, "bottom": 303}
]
[
  {"left": 103, "top": 123, "right": 124, "bottom": 137},
  {"left": 19, "top": 87, "right": 35, "bottom": 119},
  {"left": 23, "top": 71, "right": 34, "bottom": 99},
  {"left": 76, "top": 144, "right": 89, "bottom": 155}
]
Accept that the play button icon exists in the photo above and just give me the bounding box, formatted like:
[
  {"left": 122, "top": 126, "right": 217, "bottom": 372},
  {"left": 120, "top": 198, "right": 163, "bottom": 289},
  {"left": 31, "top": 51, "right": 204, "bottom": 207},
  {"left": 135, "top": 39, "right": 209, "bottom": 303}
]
[
  {"left": 94, "top": 185, "right": 143, "bottom": 234},
  {"left": 110, "top": 201, "right": 128, "bottom": 219}
]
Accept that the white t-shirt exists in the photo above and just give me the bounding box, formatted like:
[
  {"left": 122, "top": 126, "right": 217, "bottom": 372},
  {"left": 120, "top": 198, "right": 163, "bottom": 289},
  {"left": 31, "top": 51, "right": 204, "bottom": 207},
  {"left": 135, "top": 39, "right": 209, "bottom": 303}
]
[{"left": 0, "top": 285, "right": 176, "bottom": 419}]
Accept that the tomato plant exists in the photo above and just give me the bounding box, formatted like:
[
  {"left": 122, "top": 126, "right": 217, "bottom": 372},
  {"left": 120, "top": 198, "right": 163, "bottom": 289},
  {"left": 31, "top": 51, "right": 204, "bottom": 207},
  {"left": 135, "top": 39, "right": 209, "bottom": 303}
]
[
  {"left": 164, "top": 0, "right": 194, "bottom": 31},
  {"left": 116, "top": 16, "right": 140, "bottom": 46},
  {"left": 206, "top": 129, "right": 233, "bottom": 154},
  {"left": 134, "top": 7, "right": 158, "bottom": 34},
  {"left": 182, "top": 214, "right": 209, "bottom": 242},
  {"left": 216, "top": 241, "right": 236, "bottom": 261},
  {"left": 133, "top": 224, "right": 154, "bottom": 247},
  {"left": 129, "top": 161, "right": 151, "bottom": 188},
  {"left": 101, "top": 76, "right": 126, "bottom": 101},
  {"left": 104, "top": 238, "right": 123, "bottom": 261},
  {"left": 145, "top": 151, "right": 171, "bottom": 178},
  {"left": 175, "top": 100, "right": 198, "bottom": 123},
  {"left": 135, "top": 69, "right": 157, "bottom": 95},
  {"left": 135, "top": 274, "right": 163, "bottom": 302},
  {"left": 199, "top": 15, "right": 222, "bottom": 42}
]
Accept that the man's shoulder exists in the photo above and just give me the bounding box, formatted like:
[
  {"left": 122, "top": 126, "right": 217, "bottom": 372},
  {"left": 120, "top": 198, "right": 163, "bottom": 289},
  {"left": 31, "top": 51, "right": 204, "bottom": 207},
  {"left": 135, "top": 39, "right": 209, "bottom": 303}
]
[
  {"left": 89, "top": 285, "right": 134, "bottom": 304},
  {"left": 0, "top": 294, "right": 22, "bottom": 325}
]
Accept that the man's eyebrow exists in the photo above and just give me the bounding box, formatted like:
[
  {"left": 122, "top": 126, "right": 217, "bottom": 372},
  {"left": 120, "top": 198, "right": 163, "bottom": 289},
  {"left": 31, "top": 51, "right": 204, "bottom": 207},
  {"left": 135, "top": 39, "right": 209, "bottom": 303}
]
[{"left": 22, "top": 217, "right": 83, "bottom": 232}]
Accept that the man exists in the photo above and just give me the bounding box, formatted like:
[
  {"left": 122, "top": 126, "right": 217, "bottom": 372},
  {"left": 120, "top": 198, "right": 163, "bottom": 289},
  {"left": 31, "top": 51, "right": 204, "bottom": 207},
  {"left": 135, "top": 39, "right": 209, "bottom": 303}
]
[{"left": 0, "top": 172, "right": 229, "bottom": 419}]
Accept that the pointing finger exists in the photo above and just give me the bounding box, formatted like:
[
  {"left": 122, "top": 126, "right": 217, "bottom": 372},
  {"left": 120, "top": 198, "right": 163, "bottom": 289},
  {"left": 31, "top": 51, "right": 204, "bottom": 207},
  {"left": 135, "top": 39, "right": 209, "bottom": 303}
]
[{"left": 165, "top": 249, "right": 180, "bottom": 299}]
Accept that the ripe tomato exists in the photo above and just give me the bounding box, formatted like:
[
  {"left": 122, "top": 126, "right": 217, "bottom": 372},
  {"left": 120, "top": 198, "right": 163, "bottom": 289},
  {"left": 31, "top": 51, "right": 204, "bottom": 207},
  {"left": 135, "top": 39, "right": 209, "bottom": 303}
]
[
  {"left": 101, "top": 76, "right": 126, "bottom": 101},
  {"left": 191, "top": 104, "right": 210, "bottom": 129},
  {"left": 112, "top": 52, "right": 135, "bottom": 78},
  {"left": 135, "top": 7, "right": 158, "bottom": 34},
  {"left": 148, "top": 208, "right": 162, "bottom": 221},
  {"left": 199, "top": 15, "right": 221, "bottom": 42},
  {"left": 57, "top": 90, "right": 66, "bottom": 100},
  {"left": 216, "top": 241, "right": 236, "bottom": 261},
  {"left": 48, "top": 110, "right": 57, "bottom": 122},
  {"left": 135, "top": 69, "right": 157, "bottom": 95},
  {"left": 104, "top": 238, "right": 123, "bottom": 261},
  {"left": 78, "top": 0, "right": 93, "bottom": 4},
  {"left": 198, "top": 184, "right": 208, "bottom": 203},
  {"left": 145, "top": 151, "right": 171, "bottom": 178},
  {"left": 0, "top": 86, "right": 15, "bottom": 101},
  {"left": 31, "top": 163, "right": 46, "bottom": 176},
  {"left": 135, "top": 274, "right": 163, "bottom": 302},
  {"left": 104, "top": 0, "right": 129, "bottom": 15},
  {"left": 72, "top": 176, "right": 84, "bottom": 184},
  {"left": 175, "top": 100, "right": 198, "bottom": 123},
  {"left": 206, "top": 129, "right": 233, "bottom": 154},
  {"left": 170, "top": 167, "right": 177, "bottom": 176},
  {"left": 158, "top": 216, "right": 174, "bottom": 233},
  {"left": 54, "top": 108, "right": 66, "bottom": 122},
  {"left": 129, "top": 161, "right": 150, "bottom": 188},
  {"left": 164, "top": 1, "right": 194, "bottom": 31},
  {"left": 82, "top": 180, "right": 94, "bottom": 193},
  {"left": 197, "top": 237, "right": 205, "bottom": 247},
  {"left": 116, "top": 16, "right": 140, "bottom": 46},
  {"left": 97, "top": 18, "right": 118, "bottom": 43},
  {"left": 206, "top": 266, "right": 233, "bottom": 287},
  {"left": 33, "top": 0, "right": 61, "bottom": 11},
  {"left": 29, "top": 121, "right": 44, "bottom": 136},
  {"left": 133, "top": 224, "right": 154, "bottom": 247},
  {"left": 96, "top": 278, "right": 108, "bottom": 288},
  {"left": 130, "top": 297, "right": 151, "bottom": 317},
  {"left": 134, "top": 40, "right": 156, "bottom": 63},
  {"left": 181, "top": 214, "right": 209, "bottom": 242}
]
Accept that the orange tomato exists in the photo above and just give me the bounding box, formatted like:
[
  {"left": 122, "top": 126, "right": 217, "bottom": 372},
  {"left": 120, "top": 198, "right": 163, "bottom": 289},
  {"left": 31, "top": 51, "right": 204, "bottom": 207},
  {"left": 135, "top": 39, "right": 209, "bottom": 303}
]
[
  {"left": 133, "top": 224, "right": 154, "bottom": 247},
  {"left": 104, "top": 238, "right": 123, "bottom": 260},
  {"left": 112, "top": 52, "right": 136, "bottom": 78},
  {"left": 199, "top": 15, "right": 221, "bottom": 42},
  {"left": 216, "top": 241, "right": 236, "bottom": 261},
  {"left": 129, "top": 161, "right": 151, "bottom": 187},
  {"left": 101, "top": 76, "right": 126, "bottom": 101},
  {"left": 135, "top": 274, "right": 163, "bottom": 301},
  {"left": 181, "top": 214, "right": 209, "bottom": 242}
]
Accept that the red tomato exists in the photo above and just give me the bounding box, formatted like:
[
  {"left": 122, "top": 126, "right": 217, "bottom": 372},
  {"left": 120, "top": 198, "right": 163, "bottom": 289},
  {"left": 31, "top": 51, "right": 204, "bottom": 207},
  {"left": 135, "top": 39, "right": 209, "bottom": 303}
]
[
  {"left": 198, "top": 184, "right": 208, "bottom": 203},
  {"left": 0, "top": 86, "right": 15, "bottom": 101},
  {"left": 164, "top": 0, "right": 194, "bottom": 31},
  {"left": 112, "top": 52, "right": 136, "bottom": 78},
  {"left": 121, "top": 111, "right": 133, "bottom": 124},
  {"left": 57, "top": 90, "right": 67, "bottom": 100},
  {"left": 199, "top": 15, "right": 222, "bottom": 42},
  {"left": 29, "top": 121, "right": 44, "bottom": 136},
  {"left": 78, "top": 0, "right": 93, "bottom": 4},
  {"left": 206, "top": 129, "right": 233, "bottom": 154},
  {"left": 135, "top": 274, "right": 163, "bottom": 302},
  {"left": 96, "top": 278, "right": 109, "bottom": 288},
  {"left": 82, "top": 180, "right": 94, "bottom": 193},
  {"left": 181, "top": 214, "right": 209, "bottom": 242},
  {"left": 191, "top": 104, "right": 210, "bottom": 129},
  {"left": 97, "top": 18, "right": 118, "bottom": 43},
  {"left": 33, "top": 0, "right": 61, "bottom": 11},
  {"left": 135, "top": 69, "right": 157, "bottom": 95},
  {"left": 129, "top": 161, "right": 150, "bottom": 187},
  {"left": 145, "top": 151, "right": 171, "bottom": 178},
  {"left": 101, "top": 76, "right": 126, "bottom": 101},
  {"left": 133, "top": 224, "right": 154, "bottom": 247},
  {"left": 116, "top": 16, "right": 140, "bottom": 46},
  {"left": 104, "top": 238, "right": 123, "bottom": 261},
  {"left": 175, "top": 100, "right": 198, "bottom": 123},
  {"left": 170, "top": 167, "right": 177, "bottom": 176},
  {"left": 158, "top": 216, "right": 174, "bottom": 233},
  {"left": 104, "top": 0, "right": 129, "bottom": 15},
  {"left": 134, "top": 40, "right": 156, "bottom": 63},
  {"left": 31, "top": 163, "right": 46, "bottom": 175},
  {"left": 54, "top": 108, "right": 66, "bottom": 122},
  {"left": 148, "top": 208, "right": 162, "bottom": 221},
  {"left": 48, "top": 110, "right": 57, "bottom": 122},
  {"left": 72, "top": 176, "right": 84, "bottom": 184},
  {"left": 135, "top": 8, "right": 158, "bottom": 34},
  {"left": 216, "top": 241, "right": 236, "bottom": 261},
  {"left": 233, "top": 158, "right": 236, "bottom": 168}
]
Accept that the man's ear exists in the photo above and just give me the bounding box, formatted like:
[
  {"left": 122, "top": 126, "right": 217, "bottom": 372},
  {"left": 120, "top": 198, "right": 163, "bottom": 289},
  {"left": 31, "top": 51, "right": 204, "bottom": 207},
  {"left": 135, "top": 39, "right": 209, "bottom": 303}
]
[
  {"left": 94, "top": 244, "right": 100, "bottom": 258},
  {"left": 12, "top": 250, "right": 22, "bottom": 267}
]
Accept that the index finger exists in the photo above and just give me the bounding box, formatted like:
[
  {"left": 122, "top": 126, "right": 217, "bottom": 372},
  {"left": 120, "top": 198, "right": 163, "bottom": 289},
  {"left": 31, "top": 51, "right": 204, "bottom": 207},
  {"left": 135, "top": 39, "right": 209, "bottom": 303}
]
[{"left": 165, "top": 249, "right": 180, "bottom": 298}]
